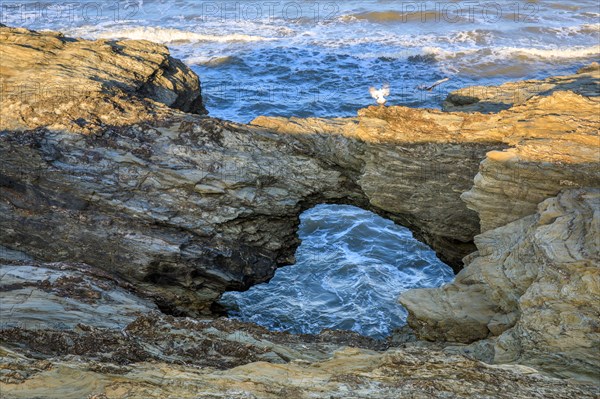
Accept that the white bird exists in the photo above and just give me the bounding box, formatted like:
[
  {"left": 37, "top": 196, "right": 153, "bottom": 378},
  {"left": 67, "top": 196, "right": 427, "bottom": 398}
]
[{"left": 369, "top": 84, "right": 390, "bottom": 106}]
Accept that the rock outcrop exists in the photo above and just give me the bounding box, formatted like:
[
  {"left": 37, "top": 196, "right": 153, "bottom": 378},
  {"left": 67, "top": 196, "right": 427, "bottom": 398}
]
[
  {"left": 0, "top": 26, "right": 206, "bottom": 134},
  {"left": 3, "top": 344, "right": 597, "bottom": 399},
  {"left": 4, "top": 257, "right": 595, "bottom": 398},
  {"left": 0, "top": 259, "right": 596, "bottom": 398},
  {"left": 399, "top": 69, "right": 599, "bottom": 380},
  {"left": 443, "top": 62, "right": 599, "bottom": 113},
  {"left": 400, "top": 189, "right": 600, "bottom": 380},
  {"left": 1, "top": 27, "right": 599, "bottom": 318},
  {"left": 1, "top": 26, "right": 599, "bottom": 389}
]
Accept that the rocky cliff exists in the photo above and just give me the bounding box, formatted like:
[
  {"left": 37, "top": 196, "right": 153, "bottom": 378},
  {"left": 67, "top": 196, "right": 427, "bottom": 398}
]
[
  {"left": 1, "top": 24, "right": 598, "bottom": 318},
  {"left": 0, "top": 26, "right": 206, "bottom": 134},
  {"left": 400, "top": 189, "right": 599, "bottom": 380},
  {"left": 1, "top": 26, "right": 599, "bottom": 395}
]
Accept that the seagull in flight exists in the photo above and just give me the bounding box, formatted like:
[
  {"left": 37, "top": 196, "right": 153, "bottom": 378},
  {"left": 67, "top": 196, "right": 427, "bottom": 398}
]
[{"left": 369, "top": 84, "right": 390, "bottom": 106}]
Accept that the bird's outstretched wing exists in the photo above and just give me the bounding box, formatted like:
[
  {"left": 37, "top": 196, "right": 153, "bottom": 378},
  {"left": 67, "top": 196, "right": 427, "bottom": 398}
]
[
  {"left": 381, "top": 84, "right": 390, "bottom": 97},
  {"left": 369, "top": 87, "right": 378, "bottom": 99},
  {"left": 417, "top": 77, "right": 450, "bottom": 91}
]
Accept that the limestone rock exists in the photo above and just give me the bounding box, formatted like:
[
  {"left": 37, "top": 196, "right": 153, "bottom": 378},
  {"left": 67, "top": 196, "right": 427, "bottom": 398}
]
[
  {"left": 1, "top": 256, "right": 597, "bottom": 397},
  {"left": 461, "top": 91, "right": 600, "bottom": 232},
  {"left": 1, "top": 345, "right": 597, "bottom": 399},
  {"left": 0, "top": 261, "right": 157, "bottom": 330},
  {"left": 400, "top": 189, "right": 600, "bottom": 381},
  {"left": 1, "top": 25, "right": 600, "bottom": 390},
  {"left": 1, "top": 29, "right": 599, "bottom": 316}
]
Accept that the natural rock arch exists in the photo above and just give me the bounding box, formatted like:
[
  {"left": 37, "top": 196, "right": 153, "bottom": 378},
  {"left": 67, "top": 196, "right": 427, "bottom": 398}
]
[
  {"left": 0, "top": 113, "right": 494, "bottom": 315},
  {"left": 1, "top": 27, "right": 598, "bottom": 320}
]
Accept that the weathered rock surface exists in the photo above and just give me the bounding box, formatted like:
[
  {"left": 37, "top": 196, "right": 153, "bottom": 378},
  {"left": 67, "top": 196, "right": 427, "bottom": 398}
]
[
  {"left": 3, "top": 344, "right": 598, "bottom": 399},
  {"left": 461, "top": 90, "right": 600, "bottom": 232},
  {"left": 1, "top": 26, "right": 599, "bottom": 389},
  {"left": 1, "top": 27, "right": 599, "bottom": 318},
  {"left": 443, "top": 62, "right": 599, "bottom": 113},
  {"left": 400, "top": 189, "right": 600, "bottom": 381},
  {"left": 0, "top": 26, "right": 206, "bottom": 134},
  {"left": 2, "top": 257, "right": 597, "bottom": 398},
  {"left": 0, "top": 261, "right": 157, "bottom": 330},
  {"left": 0, "top": 256, "right": 388, "bottom": 362}
]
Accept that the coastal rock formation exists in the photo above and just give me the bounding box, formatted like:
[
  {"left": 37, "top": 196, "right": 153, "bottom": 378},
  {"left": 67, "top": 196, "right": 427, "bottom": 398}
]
[
  {"left": 1, "top": 26, "right": 599, "bottom": 388},
  {"left": 399, "top": 71, "right": 599, "bottom": 380},
  {"left": 2, "top": 255, "right": 598, "bottom": 397},
  {"left": 461, "top": 90, "right": 600, "bottom": 232},
  {"left": 443, "top": 62, "right": 599, "bottom": 113},
  {"left": 1, "top": 27, "right": 599, "bottom": 318},
  {"left": 400, "top": 190, "right": 600, "bottom": 381},
  {"left": 0, "top": 260, "right": 157, "bottom": 331},
  {"left": 0, "top": 259, "right": 386, "bottom": 369},
  {"left": 3, "top": 344, "right": 597, "bottom": 399},
  {"left": 0, "top": 26, "right": 206, "bottom": 134}
]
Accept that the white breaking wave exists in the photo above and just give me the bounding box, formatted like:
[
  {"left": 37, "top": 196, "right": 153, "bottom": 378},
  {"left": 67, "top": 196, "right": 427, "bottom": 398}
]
[
  {"left": 423, "top": 45, "right": 600, "bottom": 61},
  {"left": 75, "top": 26, "right": 275, "bottom": 44},
  {"left": 495, "top": 46, "right": 600, "bottom": 59}
]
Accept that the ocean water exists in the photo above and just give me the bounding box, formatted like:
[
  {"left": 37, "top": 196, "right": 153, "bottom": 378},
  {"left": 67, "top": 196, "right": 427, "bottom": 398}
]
[
  {"left": 220, "top": 205, "right": 454, "bottom": 339},
  {"left": 4, "top": 0, "right": 597, "bottom": 338},
  {"left": 3, "top": 0, "right": 598, "bottom": 122}
]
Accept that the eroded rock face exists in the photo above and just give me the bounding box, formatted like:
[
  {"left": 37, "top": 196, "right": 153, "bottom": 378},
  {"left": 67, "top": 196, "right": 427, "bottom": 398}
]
[
  {"left": 0, "top": 261, "right": 158, "bottom": 330},
  {"left": 3, "top": 345, "right": 597, "bottom": 399},
  {"left": 1, "top": 27, "right": 599, "bottom": 318},
  {"left": 1, "top": 26, "right": 599, "bottom": 390},
  {"left": 400, "top": 189, "right": 600, "bottom": 380},
  {"left": 0, "top": 26, "right": 206, "bottom": 134},
  {"left": 2, "top": 256, "right": 598, "bottom": 397},
  {"left": 443, "top": 62, "right": 599, "bottom": 113},
  {"left": 461, "top": 91, "right": 600, "bottom": 232}
]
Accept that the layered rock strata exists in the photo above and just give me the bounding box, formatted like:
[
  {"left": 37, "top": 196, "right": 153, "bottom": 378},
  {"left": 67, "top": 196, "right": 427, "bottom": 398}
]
[
  {"left": 400, "top": 189, "right": 600, "bottom": 380},
  {"left": 1, "top": 27, "right": 599, "bottom": 317},
  {"left": 0, "top": 26, "right": 599, "bottom": 390}
]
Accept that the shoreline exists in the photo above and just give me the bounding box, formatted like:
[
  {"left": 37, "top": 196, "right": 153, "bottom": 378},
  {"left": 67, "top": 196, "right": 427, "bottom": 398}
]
[{"left": 0, "top": 26, "right": 599, "bottom": 397}]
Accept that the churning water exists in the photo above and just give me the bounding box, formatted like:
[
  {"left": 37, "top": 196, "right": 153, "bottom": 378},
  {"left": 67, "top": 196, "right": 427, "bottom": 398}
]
[
  {"left": 4, "top": 0, "right": 598, "bottom": 123},
  {"left": 220, "top": 205, "right": 454, "bottom": 339},
  {"left": 7, "top": 0, "right": 597, "bottom": 337}
]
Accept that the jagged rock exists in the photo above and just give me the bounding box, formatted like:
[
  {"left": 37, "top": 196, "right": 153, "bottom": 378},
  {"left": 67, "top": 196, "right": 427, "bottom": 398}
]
[
  {"left": 1, "top": 344, "right": 597, "bottom": 399},
  {"left": 400, "top": 189, "right": 600, "bottom": 381},
  {"left": 0, "top": 261, "right": 157, "bottom": 330},
  {"left": 461, "top": 91, "right": 600, "bottom": 232},
  {"left": 0, "top": 26, "right": 206, "bottom": 134},
  {"left": 443, "top": 63, "right": 599, "bottom": 112},
  {"left": 1, "top": 27, "right": 599, "bottom": 385},
  {"left": 1, "top": 28, "right": 598, "bottom": 317},
  {"left": 1, "top": 257, "right": 597, "bottom": 397}
]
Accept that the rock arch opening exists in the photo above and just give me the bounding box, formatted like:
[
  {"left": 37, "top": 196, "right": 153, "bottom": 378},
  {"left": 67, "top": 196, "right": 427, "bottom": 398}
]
[{"left": 220, "top": 204, "right": 454, "bottom": 339}]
